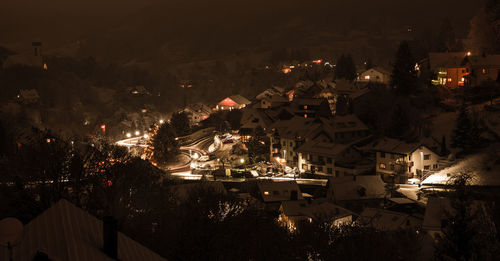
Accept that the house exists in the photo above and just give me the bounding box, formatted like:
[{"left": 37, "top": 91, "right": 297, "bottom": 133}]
[
  {"left": 269, "top": 114, "right": 369, "bottom": 168},
  {"left": 183, "top": 103, "right": 212, "bottom": 125},
  {"left": 169, "top": 181, "right": 227, "bottom": 203},
  {"left": 359, "top": 207, "right": 422, "bottom": 231},
  {"left": 252, "top": 94, "right": 288, "bottom": 109},
  {"left": 239, "top": 108, "right": 275, "bottom": 141},
  {"left": 257, "top": 181, "right": 303, "bottom": 203},
  {"left": 290, "top": 98, "right": 332, "bottom": 118},
  {"left": 326, "top": 175, "right": 386, "bottom": 203},
  {"left": 365, "top": 138, "right": 441, "bottom": 184},
  {"left": 296, "top": 141, "right": 350, "bottom": 175},
  {"left": 3, "top": 42, "right": 45, "bottom": 69},
  {"left": 16, "top": 89, "right": 39, "bottom": 104},
  {"left": 215, "top": 95, "right": 251, "bottom": 111},
  {"left": 0, "top": 199, "right": 166, "bottom": 261},
  {"left": 356, "top": 67, "right": 391, "bottom": 84},
  {"left": 279, "top": 200, "right": 354, "bottom": 231},
  {"left": 429, "top": 52, "right": 500, "bottom": 88}
]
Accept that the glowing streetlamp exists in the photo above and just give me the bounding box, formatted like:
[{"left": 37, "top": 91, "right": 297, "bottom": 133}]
[
  {"left": 240, "top": 158, "right": 245, "bottom": 164},
  {"left": 159, "top": 119, "right": 164, "bottom": 124},
  {"left": 135, "top": 130, "right": 140, "bottom": 136},
  {"left": 143, "top": 133, "right": 149, "bottom": 139},
  {"left": 126, "top": 133, "right": 132, "bottom": 138}
]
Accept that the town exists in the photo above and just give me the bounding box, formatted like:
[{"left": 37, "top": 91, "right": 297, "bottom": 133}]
[{"left": 1, "top": 0, "right": 500, "bottom": 260}]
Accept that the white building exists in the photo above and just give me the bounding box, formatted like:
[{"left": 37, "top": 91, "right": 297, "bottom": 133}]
[
  {"left": 366, "top": 138, "right": 440, "bottom": 183},
  {"left": 357, "top": 67, "right": 391, "bottom": 84}
]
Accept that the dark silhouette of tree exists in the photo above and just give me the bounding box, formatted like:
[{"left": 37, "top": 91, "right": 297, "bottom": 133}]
[
  {"left": 434, "top": 173, "right": 500, "bottom": 261},
  {"left": 391, "top": 41, "right": 417, "bottom": 95},
  {"left": 335, "top": 54, "right": 357, "bottom": 81},
  {"left": 170, "top": 111, "right": 191, "bottom": 136},
  {"left": 226, "top": 110, "right": 243, "bottom": 130},
  {"left": 441, "top": 135, "right": 448, "bottom": 156},
  {"left": 436, "top": 18, "right": 459, "bottom": 52},
  {"left": 451, "top": 104, "right": 481, "bottom": 150},
  {"left": 150, "top": 123, "right": 179, "bottom": 163}
]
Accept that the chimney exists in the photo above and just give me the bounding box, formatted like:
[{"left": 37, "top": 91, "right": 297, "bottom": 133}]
[{"left": 103, "top": 216, "right": 118, "bottom": 259}]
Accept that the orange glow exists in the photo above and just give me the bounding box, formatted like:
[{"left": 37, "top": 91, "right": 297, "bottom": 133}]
[
  {"left": 100, "top": 124, "right": 106, "bottom": 132},
  {"left": 312, "top": 59, "right": 322, "bottom": 64},
  {"left": 282, "top": 68, "right": 292, "bottom": 74},
  {"left": 219, "top": 97, "right": 238, "bottom": 107},
  {"left": 304, "top": 114, "right": 308, "bottom": 118}
]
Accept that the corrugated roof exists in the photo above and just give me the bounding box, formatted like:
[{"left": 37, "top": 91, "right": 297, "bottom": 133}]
[{"left": 0, "top": 199, "right": 167, "bottom": 261}]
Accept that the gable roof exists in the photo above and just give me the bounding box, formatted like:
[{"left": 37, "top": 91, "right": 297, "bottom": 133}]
[
  {"left": 359, "top": 208, "right": 422, "bottom": 231},
  {"left": 295, "top": 140, "right": 349, "bottom": 157},
  {"left": 327, "top": 175, "right": 386, "bottom": 201},
  {"left": 281, "top": 200, "right": 354, "bottom": 220},
  {"left": 257, "top": 181, "right": 303, "bottom": 202},
  {"left": 429, "top": 52, "right": 468, "bottom": 70},
  {"left": 0, "top": 199, "right": 166, "bottom": 261},
  {"left": 362, "top": 138, "right": 421, "bottom": 155},
  {"left": 229, "top": 95, "right": 251, "bottom": 105}
]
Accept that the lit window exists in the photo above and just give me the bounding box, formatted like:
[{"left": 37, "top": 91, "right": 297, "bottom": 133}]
[
  {"left": 264, "top": 191, "right": 270, "bottom": 195},
  {"left": 379, "top": 163, "right": 386, "bottom": 169},
  {"left": 448, "top": 78, "right": 452, "bottom": 82},
  {"left": 364, "top": 75, "right": 370, "bottom": 80},
  {"left": 461, "top": 77, "right": 464, "bottom": 82},
  {"left": 304, "top": 105, "right": 308, "bottom": 110},
  {"left": 482, "top": 68, "right": 487, "bottom": 74}
]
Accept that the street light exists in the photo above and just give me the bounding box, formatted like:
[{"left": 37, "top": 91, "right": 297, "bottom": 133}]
[
  {"left": 159, "top": 119, "right": 164, "bottom": 124},
  {"left": 126, "top": 133, "right": 132, "bottom": 138},
  {"left": 240, "top": 158, "right": 245, "bottom": 164},
  {"left": 143, "top": 133, "right": 149, "bottom": 139},
  {"left": 135, "top": 130, "right": 140, "bottom": 136}
]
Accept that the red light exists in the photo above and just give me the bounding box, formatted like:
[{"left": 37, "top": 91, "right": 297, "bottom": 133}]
[
  {"left": 304, "top": 114, "right": 308, "bottom": 118},
  {"left": 107, "top": 180, "right": 113, "bottom": 187},
  {"left": 100, "top": 124, "right": 106, "bottom": 132}
]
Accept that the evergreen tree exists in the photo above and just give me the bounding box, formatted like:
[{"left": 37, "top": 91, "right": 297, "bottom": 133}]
[
  {"left": 150, "top": 123, "right": 179, "bottom": 163},
  {"left": 451, "top": 104, "right": 481, "bottom": 150},
  {"left": 170, "top": 111, "right": 191, "bottom": 137},
  {"left": 390, "top": 41, "right": 417, "bottom": 95},
  {"left": 436, "top": 18, "right": 459, "bottom": 52},
  {"left": 441, "top": 135, "right": 448, "bottom": 156},
  {"left": 335, "top": 54, "right": 357, "bottom": 81}
]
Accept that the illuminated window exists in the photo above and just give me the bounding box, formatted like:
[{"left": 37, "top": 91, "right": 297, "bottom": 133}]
[
  {"left": 461, "top": 77, "right": 464, "bottom": 82},
  {"left": 304, "top": 114, "right": 308, "bottom": 118},
  {"left": 482, "top": 68, "right": 487, "bottom": 74},
  {"left": 264, "top": 191, "right": 269, "bottom": 195},
  {"left": 448, "top": 78, "right": 452, "bottom": 82},
  {"left": 379, "top": 163, "right": 386, "bottom": 169},
  {"left": 364, "top": 75, "right": 370, "bottom": 80},
  {"left": 303, "top": 105, "right": 308, "bottom": 110}
]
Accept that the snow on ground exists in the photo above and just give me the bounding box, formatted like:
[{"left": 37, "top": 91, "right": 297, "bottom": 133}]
[{"left": 422, "top": 152, "right": 500, "bottom": 186}]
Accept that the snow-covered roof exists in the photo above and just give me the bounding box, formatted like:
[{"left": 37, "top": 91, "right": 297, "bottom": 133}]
[
  {"left": 228, "top": 95, "right": 251, "bottom": 105},
  {"left": 295, "top": 140, "right": 349, "bottom": 157},
  {"left": 0, "top": 199, "right": 166, "bottom": 261},
  {"left": 429, "top": 52, "right": 468, "bottom": 70},
  {"left": 327, "top": 175, "right": 386, "bottom": 201},
  {"left": 257, "top": 181, "right": 303, "bottom": 202},
  {"left": 361, "top": 138, "right": 421, "bottom": 155},
  {"left": 281, "top": 200, "right": 354, "bottom": 220},
  {"left": 422, "top": 153, "right": 500, "bottom": 186},
  {"left": 359, "top": 208, "right": 421, "bottom": 231}
]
